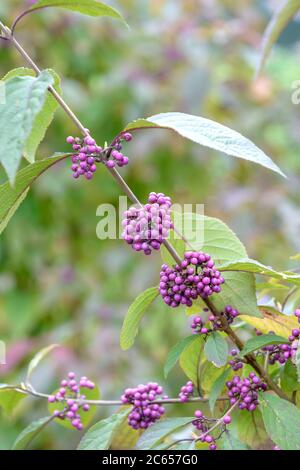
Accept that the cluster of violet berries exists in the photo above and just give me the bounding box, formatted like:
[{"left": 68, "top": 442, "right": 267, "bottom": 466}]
[
  {"left": 192, "top": 410, "right": 231, "bottom": 451},
  {"left": 226, "top": 373, "right": 267, "bottom": 412},
  {"left": 48, "top": 372, "right": 95, "bottom": 430},
  {"left": 159, "top": 251, "right": 225, "bottom": 308},
  {"left": 66, "top": 132, "right": 132, "bottom": 179},
  {"left": 122, "top": 192, "right": 174, "bottom": 255},
  {"left": 121, "top": 383, "right": 165, "bottom": 430},
  {"left": 178, "top": 381, "right": 194, "bottom": 402},
  {"left": 228, "top": 348, "right": 244, "bottom": 371},
  {"left": 191, "top": 305, "right": 239, "bottom": 336}
]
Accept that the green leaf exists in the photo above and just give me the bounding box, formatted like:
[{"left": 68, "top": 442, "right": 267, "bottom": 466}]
[
  {"left": 179, "top": 335, "right": 204, "bottom": 384},
  {"left": 241, "top": 306, "right": 299, "bottom": 339},
  {"left": 110, "top": 406, "right": 142, "bottom": 450},
  {"left": 164, "top": 335, "right": 199, "bottom": 378},
  {"left": 124, "top": 112, "right": 285, "bottom": 177},
  {"left": 23, "top": 0, "right": 125, "bottom": 24},
  {"left": 260, "top": 393, "right": 300, "bottom": 450},
  {"left": 219, "top": 258, "right": 300, "bottom": 287},
  {"left": 48, "top": 385, "right": 100, "bottom": 430},
  {"left": 0, "top": 388, "right": 26, "bottom": 415},
  {"left": 26, "top": 344, "right": 59, "bottom": 383},
  {"left": 120, "top": 287, "right": 159, "bottom": 350},
  {"left": 240, "top": 334, "right": 288, "bottom": 357},
  {"left": 200, "top": 362, "right": 227, "bottom": 393},
  {"left": 204, "top": 331, "right": 228, "bottom": 367},
  {"left": 177, "top": 213, "right": 261, "bottom": 317},
  {"left": 12, "top": 416, "right": 53, "bottom": 450},
  {"left": 77, "top": 409, "right": 129, "bottom": 450},
  {"left": 257, "top": 0, "right": 300, "bottom": 75},
  {"left": 0, "top": 154, "right": 69, "bottom": 235},
  {"left": 135, "top": 417, "right": 192, "bottom": 450},
  {"left": 209, "top": 367, "right": 230, "bottom": 412},
  {"left": 0, "top": 70, "right": 54, "bottom": 183},
  {"left": 237, "top": 409, "right": 268, "bottom": 448},
  {"left": 280, "top": 360, "right": 300, "bottom": 394},
  {"left": 220, "top": 431, "right": 250, "bottom": 450},
  {"left": 2, "top": 68, "right": 61, "bottom": 163}
]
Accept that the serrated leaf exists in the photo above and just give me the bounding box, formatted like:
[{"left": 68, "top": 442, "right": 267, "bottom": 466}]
[
  {"left": 219, "top": 258, "right": 300, "bottom": 287},
  {"left": 48, "top": 384, "right": 100, "bottom": 430},
  {"left": 26, "top": 344, "right": 59, "bottom": 383},
  {"left": 237, "top": 409, "right": 268, "bottom": 448},
  {"left": 124, "top": 112, "right": 285, "bottom": 177},
  {"left": 209, "top": 367, "right": 230, "bottom": 412},
  {"left": 179, "top": 335, "right": 204, "bottom": 384},
  {"left": 257, "top": 0, "right": 300, "bottom": 75},
  {"left": 77, "top": 409, "right": 129, "bottom": 450},
  {"left": 173, "top": 213, "right": 261, "bottom": 317},
  {"left": 12, "top": 416, "right": 53, "bottom": 450},
  {"left": 220, "top": 431, "right": 250, "bottom": 450},
  {"left": 0, "top": 388, "right": 26, "bottom": 415},
  {"left": 120, "top": 287, "right": 159, "bottom": 350},
  {"left": 0, "top": 70, "right": 54, "bottom": 183},
  {"left": 135, "top": 417, "right": 192, "bottom": 450},
  {"left": 21, "top": 0, "right": 125, "bottom": 24},
  {"left": 0, "top": 154, "right": 69, "bottom": 235},
  {"left": 241, "top": 306, "right": 299, "bottom": 339},
  {"left": 240, "top": 334, "right": 287, "bottom": 357},
  {"left": 164, "top": 335, "right": 199, "bottom": 378},
  {"left": 2, "top": 68, "right": 61, "bottom": 163},
  {"left": 260, "top": 393, "right": 300, "bottom": 450},
  {"left": 204, "top": 332, "right": 228, "bottom": 367}
]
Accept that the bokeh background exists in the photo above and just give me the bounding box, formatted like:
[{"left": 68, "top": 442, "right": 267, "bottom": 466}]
[{"left": 0, "top": 0, "right": 299, "bottom": 449}]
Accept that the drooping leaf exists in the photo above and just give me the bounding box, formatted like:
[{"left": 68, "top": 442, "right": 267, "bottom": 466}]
[
  {"left": 120, "top": 287, "right": 159, "bottom": 350},
  {"left": 220, "top": 431, "right": 250, "bottom": 450},
  {"left": 241, "top": 306, "right": 299, "bottom": 339},
  {"left": 240, "top": 334, "right": 288, "bottom": 357},
  {"left": 200, "top": 362, "right": 227, "bottom": 393},
  {"left": 164, "top": 335, "right": 199, "bottom": 378},
  {"left": 2, "top": 68, "right": 61, "bottom": 163},
  {"left": 204, "top": 331, "right": 228, "bottom": 367},
  {"left": 0, "top": 71, "right": 54, "bottom": 183},
  {"left": 77, "top": 409, "right": 129, "bottom": 450},
  {"left": 26, "top": 344, "right": 60, "bottom": 383},
  {"left": 0, "top": 388, "right": 26, "bottom": 415},
  {"left": 0, "top": 154, "right": 69, "bottom": 235},
  {"left": 280, "top": 360, "right": 300, "bottom": 394},
  {"left": 260, "top": 393, "right": 300, "bottom": 450},
  {"left": 237, "top": 409, "right": 268, "bottom": 448},
  {"left": 179, "top": 335, "right": 204, "bottom": 385},
  {"left": 15, "top": 0, "right": 126, "bottom": 27},
  {"left": 12, "top": 416, "right": 53, "bottom": 450},
  {"left": 124, "top": 112, "right": 285, "bottom": 177},
  {"left": 209, "top": 367, "right": 230, "bottom": 412},
  {"left": 48, "top": 385, "right": 100, "bottom": 430},
  {"left": 257, "top": 0, "right": 300, "bottom": 75},
  {"left": 135, "top": 417, "right": 192, "bottom": 450},
  {"left": 219, "top": 258, "right": 300, "bottom": 287}
]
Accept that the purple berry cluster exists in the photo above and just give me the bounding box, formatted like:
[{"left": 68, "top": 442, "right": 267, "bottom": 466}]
[
  {"left": 192, "top": 410, "right": 231, "bottom": 451},
  {"left": 122, "top": 192, "right": 173, "bottom": 255},
  {"left": 226, "top": 373, "right": 267, "bottom": 412},
  {"left": 121, "top": 383, "right": 165, "bottom": 430},
  {"left": 48, "top": 372, "right": 95, "bottom": 430},
  {"left": 66, "top": 135, "right": 100, "bottom": 180},
  {"left": 262, "top": 342, "right": 295, "bottom": 365},
  {"left": 66, "top": 132, "right": 132, "bottom": 179},
  {"left": 191, "top": 305, "right": 238, "bottom": 335},
  {"left": 159, "top": 252, "right": 224, "bottom": 308},
  {"left": 178, "top": 381, "right": 194, "bottom": 402}
]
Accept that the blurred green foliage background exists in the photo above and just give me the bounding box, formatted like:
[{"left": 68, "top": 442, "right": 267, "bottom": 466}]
[{"left": 0, "top": 0, "right": 299, "bottom": 449}]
